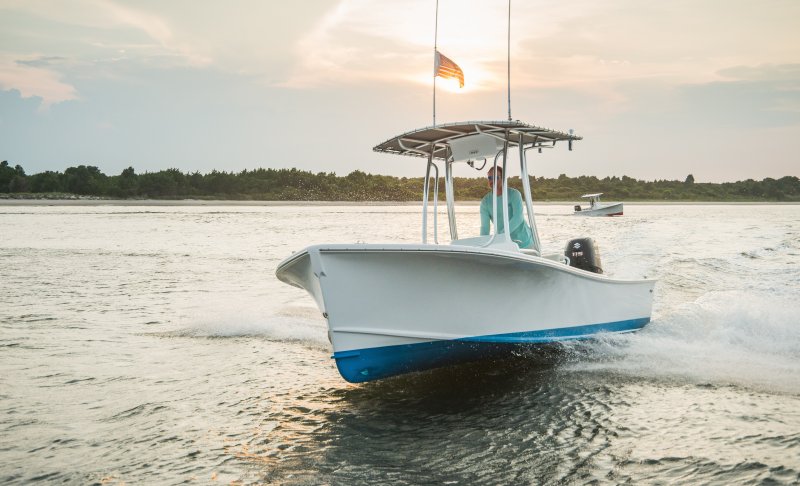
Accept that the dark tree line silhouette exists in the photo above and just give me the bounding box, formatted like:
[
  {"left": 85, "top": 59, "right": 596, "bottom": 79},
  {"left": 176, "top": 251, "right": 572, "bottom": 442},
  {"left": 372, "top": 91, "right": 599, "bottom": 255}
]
[{"left": 1, "top": 161, "right": 798, "bottom": 201}]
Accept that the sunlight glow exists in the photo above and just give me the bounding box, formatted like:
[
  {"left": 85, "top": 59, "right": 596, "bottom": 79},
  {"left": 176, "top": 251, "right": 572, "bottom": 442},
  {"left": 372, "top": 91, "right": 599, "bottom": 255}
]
[
  {"left": 407, "top": 61, "right": 495, "bottom": 94},
  {"left": 438, "top": 76, "right": 464, "bottom": 93}
]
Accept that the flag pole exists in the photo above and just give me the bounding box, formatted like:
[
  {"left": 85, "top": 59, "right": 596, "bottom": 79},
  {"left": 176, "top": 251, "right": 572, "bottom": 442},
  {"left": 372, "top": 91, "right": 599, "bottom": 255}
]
[
  {"left": 507, "top": 0, "right": 512, "bottom": 121},
  {"left": 433, "top": 0, "right": 439, "bottom": 127}
]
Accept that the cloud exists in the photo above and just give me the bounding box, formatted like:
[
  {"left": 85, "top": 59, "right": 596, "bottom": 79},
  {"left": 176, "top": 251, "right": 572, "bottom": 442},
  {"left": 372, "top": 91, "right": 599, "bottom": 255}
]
[
  {"left": 676, "top": 65, "right": 800, "bottom": 127},
  {"left": 280, "top": 0, "right": 526, "bottom": 89},
  {"left": 15, "top": 56, "right": 67, "bottom": 68},
  {"left": 0, "top": 0, "right": 216, "bottom": 105},
  {"left": 1, "top": 0, "right": 798, "bottom": 181},
  {"left": 89, "top": 0, "right": 211, "bottom": 67},
  {"left": 718, "top": 63, "right": 800, "bottom": 83},
  {"left": 279, "top": 0, "right": 800, "bottom": 101},
  {"left": 1, "top": 0, "right": 211, "bottom": 66},
  {"left": 0, "top": 55, "right": 77, "bottom": 107},
  {"left": 277, "top": 1, "right": 675, "bottom": 90}
]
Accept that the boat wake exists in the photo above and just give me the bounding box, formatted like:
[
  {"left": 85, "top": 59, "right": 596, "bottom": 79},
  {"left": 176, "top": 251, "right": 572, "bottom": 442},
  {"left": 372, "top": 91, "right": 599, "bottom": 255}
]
[{"left": 562, "top": 291, "right": 800, "bottom": 395}]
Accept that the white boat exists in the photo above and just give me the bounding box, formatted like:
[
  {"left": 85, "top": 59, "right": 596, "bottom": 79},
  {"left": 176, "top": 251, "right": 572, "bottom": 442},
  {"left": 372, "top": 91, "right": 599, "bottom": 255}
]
[
  {"left": 574, "top": 193, "right": 623, "bottom": 216},
  {"left": 276, "top": 121, "right": 655, "bottom": 383}
]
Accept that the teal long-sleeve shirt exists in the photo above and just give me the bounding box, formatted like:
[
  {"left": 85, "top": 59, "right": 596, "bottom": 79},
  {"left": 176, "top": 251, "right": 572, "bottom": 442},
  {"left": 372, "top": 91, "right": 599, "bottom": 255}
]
[{"left": 480, "top": 187, "right": 534, "bottom": 248}]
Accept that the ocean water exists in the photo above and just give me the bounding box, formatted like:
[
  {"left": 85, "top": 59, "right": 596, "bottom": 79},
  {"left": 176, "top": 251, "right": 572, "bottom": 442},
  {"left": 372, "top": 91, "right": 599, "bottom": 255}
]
[{"left": 1, "top": 202, "right": 799, "bottom": 485}]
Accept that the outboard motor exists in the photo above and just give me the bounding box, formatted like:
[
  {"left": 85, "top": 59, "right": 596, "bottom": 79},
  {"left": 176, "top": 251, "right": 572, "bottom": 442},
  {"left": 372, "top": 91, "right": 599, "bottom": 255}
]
[
  {"left": 573, "top": 205, "right": 582, "bottom": 212},
  {"left": 565, "top": 238, "right": 603, "bottom": 274}
]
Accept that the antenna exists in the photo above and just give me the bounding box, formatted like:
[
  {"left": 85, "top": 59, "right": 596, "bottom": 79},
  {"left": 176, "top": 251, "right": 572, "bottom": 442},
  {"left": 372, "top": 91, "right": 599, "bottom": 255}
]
[
  {"left": 433, "top": 0, "right": 439, "bottom": 127},
  {"left": 507, "top": 0, "right": 511, "bottom": 121}
]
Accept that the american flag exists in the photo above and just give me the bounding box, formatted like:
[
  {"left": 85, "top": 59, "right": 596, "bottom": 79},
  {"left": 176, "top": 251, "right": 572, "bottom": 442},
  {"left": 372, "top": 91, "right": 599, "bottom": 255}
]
[{"left": 434, "top": 51, "right": 464, "bottom": 88}]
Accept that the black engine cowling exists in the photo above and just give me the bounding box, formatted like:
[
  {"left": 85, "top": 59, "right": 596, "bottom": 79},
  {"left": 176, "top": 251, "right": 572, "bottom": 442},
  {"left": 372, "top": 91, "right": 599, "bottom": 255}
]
[{"left": 565, "top": 238, "right": 603, "bottom": 274}]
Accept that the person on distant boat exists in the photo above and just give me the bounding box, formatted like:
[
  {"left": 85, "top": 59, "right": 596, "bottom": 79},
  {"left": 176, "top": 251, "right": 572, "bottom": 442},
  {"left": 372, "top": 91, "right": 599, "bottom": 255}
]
[{"left": 480, "top": 166, "right": 533, "bottom": 248}]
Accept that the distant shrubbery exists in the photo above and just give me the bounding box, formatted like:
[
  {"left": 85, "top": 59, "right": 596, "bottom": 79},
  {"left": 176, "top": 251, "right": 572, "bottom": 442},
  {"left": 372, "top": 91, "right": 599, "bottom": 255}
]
[{"left": 1, "top": 161, "right": 798, "bottom": 201}]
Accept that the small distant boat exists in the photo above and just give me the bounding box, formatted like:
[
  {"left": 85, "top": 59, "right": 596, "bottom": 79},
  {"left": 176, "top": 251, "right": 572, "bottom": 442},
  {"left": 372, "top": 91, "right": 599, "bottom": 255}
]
[{"left": 573, "top": 193, "right": 623, "bottom": 217}]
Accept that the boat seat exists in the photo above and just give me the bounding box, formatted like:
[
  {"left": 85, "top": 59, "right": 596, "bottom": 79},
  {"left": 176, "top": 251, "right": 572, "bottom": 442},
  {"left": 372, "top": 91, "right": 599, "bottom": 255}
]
[
  {"left": 452, "top": 235, "right": 519, "bottom": 253},
  {"left": 451, "top": 235, "right": 492, "bottom": 247},
  {"left": 521, "top": 250, "right": 569, "bottom": 265},
  {"left": 542, "top": 253, "right": 569, "bottom": 265}
]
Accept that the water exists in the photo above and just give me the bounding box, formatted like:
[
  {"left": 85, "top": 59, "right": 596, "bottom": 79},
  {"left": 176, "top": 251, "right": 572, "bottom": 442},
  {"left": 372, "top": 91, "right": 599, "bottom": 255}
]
[{"left": 1, "top": 202, "right": 799, "bottom": 484}]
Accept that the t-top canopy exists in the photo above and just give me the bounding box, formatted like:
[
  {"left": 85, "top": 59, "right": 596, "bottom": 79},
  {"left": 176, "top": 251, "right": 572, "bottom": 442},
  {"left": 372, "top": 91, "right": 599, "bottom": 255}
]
[
  {"left": 373, "top": 120, "right": 582, "bottom": 161},
  {"left": 581, "top": 193, "right": 603, "bottom": 198}
]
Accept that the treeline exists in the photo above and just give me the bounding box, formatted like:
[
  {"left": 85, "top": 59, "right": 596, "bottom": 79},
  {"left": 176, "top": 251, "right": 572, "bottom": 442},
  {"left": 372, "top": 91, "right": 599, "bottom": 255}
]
[{"left": 1, "top": 161, "right": 798, "bottom": 201}]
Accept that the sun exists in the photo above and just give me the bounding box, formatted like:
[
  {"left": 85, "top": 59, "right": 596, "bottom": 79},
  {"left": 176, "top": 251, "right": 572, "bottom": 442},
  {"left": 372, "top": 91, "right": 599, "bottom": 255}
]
[
  {"left": 409, "top": 62, "right": 495, "bottom": 93},
  {"left": 438, "top": 76, "right": 465, "bottom": 93},
  {"left": 440, "top": 60, "right": 494, "bottom": 93}
]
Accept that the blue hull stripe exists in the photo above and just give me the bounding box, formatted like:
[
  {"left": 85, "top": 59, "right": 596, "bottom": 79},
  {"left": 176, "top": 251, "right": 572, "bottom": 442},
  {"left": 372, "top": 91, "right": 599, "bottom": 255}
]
[{"left": 333, "top": 318, "right": 649, "bottom": 383}]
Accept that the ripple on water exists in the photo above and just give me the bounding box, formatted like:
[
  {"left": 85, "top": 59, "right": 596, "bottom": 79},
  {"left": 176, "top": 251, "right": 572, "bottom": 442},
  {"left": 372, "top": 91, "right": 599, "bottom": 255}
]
[{"left": 2, "top": 204, "right": 800, "bottom": 484}]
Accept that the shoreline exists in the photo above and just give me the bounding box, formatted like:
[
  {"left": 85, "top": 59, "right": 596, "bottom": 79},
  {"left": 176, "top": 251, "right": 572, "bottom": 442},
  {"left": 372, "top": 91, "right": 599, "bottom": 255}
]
[{"left": 0, "top": 198, "right": 798, "bottom": 206}]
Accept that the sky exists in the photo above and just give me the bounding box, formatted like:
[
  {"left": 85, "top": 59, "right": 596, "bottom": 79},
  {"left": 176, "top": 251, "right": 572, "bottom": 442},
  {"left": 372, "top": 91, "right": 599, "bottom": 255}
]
[{"left": 0, "top": 0, "right": 798, "bottom": 182}]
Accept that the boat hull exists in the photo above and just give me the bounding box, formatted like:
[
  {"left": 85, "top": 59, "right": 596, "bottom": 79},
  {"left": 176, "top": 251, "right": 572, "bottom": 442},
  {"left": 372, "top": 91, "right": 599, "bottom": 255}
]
[
  {"left": 332, "top": 318, "right": 648, "bottom": 382},
  {"left": 276, "top": 244, "right": 654, "bottom": 383},
  {"left": 574, "top": 202, "right": 624, "bottom": 216}
]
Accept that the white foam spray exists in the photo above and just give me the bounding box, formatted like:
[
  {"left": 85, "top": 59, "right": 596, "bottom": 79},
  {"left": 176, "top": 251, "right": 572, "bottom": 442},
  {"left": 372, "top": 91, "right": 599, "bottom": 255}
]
[
  {"left": 178, "top": 296, "right": 330, "bottom": 351},
  {"left": 564, "top": 290, "right": 800, "bottom": 395}
]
